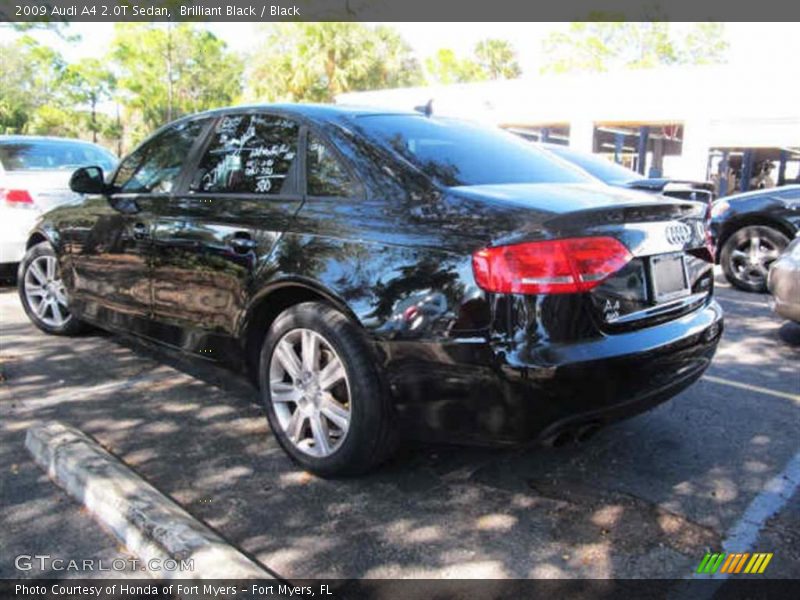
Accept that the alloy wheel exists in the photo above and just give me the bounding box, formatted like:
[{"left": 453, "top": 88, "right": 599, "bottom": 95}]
[
  {"left": 728, "top": 233, "right": 781, "bottom": 288},
  {"left": 24, "top": 255, "right": 71, "bottom": 328},
  {"left": 269, "top": 328, "right": 351, "bottom": 457}
]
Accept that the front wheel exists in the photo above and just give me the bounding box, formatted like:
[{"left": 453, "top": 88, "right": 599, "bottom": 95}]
[
  {"left": 18, "top": 242, "right": 86, "bottom": 335},
  {"left": 720, "top": 225, "right": 789, "bottom": 293},
  {"left": 258, "top": 301, "right": 395, "bottom": 477}
]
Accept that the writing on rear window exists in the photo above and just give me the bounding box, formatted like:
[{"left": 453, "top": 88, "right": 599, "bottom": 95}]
[{"left": 196, "top": 115, "right": 299, "bottom": 195}]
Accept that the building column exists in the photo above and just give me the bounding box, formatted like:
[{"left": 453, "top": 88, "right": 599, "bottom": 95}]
[
  {"left": 677, "top": 118, "right": 712, "bottom": 181},
  {"left": 637, "top": 126, "right": 650, "bottom": 174},
  {"left": 650, "top": 137, "right": 664, "bottom": 178},
  {"left": 569, "top": 118, "right": 594, "bottom": 153}
]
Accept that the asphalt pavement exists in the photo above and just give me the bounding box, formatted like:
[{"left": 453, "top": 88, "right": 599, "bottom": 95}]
[{"left": 1, "top": 273, "right": 798, "bottom": 579}]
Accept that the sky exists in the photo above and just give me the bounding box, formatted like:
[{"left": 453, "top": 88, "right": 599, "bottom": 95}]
[{"left": 8, "top": 21, "right": 800, "bottom": 78}]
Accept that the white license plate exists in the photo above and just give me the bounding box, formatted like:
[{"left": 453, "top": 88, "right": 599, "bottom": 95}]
[{"left": 650, "top": 253, "right": 690, "bottom": 303}]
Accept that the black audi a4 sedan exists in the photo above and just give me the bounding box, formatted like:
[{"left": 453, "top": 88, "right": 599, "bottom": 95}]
[{"left": 18, "top": 105, "right": 723, "bottom": 476}]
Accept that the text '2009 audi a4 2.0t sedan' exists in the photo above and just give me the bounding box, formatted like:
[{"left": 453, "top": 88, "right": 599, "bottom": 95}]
[{"left": 18, "top": 105, "right": 723, "bottom": 476}]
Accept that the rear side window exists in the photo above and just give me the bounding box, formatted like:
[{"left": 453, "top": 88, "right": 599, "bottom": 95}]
[
  {"left": 194, "top": 114, "right": 299, "bottom": 195},
  {"left": 306, "top": 132, "right": 359, "bottom": 198},
  {"left": 115, "top": 119, "right": 208, "bottom": 193},
  {"left": 0, "top": 141, "right": 116, "bottom": 172},
  {"left": 355, "top": 115, "right": 591, "bottom": 188}
]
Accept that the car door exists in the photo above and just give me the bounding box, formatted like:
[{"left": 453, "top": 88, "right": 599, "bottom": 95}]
[
  {"left": 66, "top": 118, "right": 211, "bottom": 330},
  {"left": 148, "top": 111, "right": 304, "bottom": 360}
]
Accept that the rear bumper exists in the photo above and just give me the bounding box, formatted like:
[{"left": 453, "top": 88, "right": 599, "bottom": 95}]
[
  {"left": 0, "top": 238, "right": 26, "bottom": 265},
  {"left": 385, "top": 300, "right": 723, "bottom": 445},
  {"left": 0, "top": 208, "right": 36, "bottom": 265}
]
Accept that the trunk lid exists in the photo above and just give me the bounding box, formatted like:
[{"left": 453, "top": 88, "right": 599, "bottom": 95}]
[
  {"left": 1, "top": 170, "right": 82, "bottom": 213},
  {"left": 450, "top": 183, "right": 714, "bottom": 330}
]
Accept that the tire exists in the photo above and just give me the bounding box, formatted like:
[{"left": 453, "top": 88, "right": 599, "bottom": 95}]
[
  {"left": 17, "top": 242, "right": 87, "bottom": 336},
  {"left": 258, "top": 301, "right": 395, "bottom": 477},
  {"left": 720, "top": 225, "right": 789, "bottom": 293}
]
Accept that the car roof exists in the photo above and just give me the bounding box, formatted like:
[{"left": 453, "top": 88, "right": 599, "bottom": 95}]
[
  {"left": 724, "top": 184, "right": 800, "bottom": 202},
  {"left": 188, "top": 103, "right": 420, "bottom": 123}
]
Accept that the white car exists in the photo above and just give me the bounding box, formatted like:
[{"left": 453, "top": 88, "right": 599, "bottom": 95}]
[{"left": 0, "top": 136, "right": 118, "bottom": 268}]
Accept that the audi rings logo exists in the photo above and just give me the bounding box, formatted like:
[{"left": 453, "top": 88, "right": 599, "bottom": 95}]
[{"left": 666, "top": 223, "right": 692, "bottom": 246}]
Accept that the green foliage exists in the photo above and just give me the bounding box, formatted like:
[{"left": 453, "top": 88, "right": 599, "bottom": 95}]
[
  {"left": 245, "top": 23, "right": 423, "bottom": 103},
  {"left": 4, "top": 20, "right": 81, "bottom": 42},
  {"left": 475, "top": 39, "right": 522, "bottom": 80},
  {"left": 0, "top": 35, "right": 67, "bottom": 134},
  {"left": 541, "top": 22, "right": 729, "bottom": 73},
  {"left": 426, "top": 38, "right": 522, "bottom": 84},
  {"left": 1, "top": 22, "right": 526, "bottom": 152},
  {"left": 64, "top": 58, "right": 116, "bottom": 142},
  {"left": 111, "top": 23, "right": 243, "bottom": 143},
  {"left": 425, "top": 49, "right": 486, "bottom": 85}
]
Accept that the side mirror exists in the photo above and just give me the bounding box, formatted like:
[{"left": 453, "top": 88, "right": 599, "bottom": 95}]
[{"left": 69, "top": 166, "right": 107, "bottom": 195}]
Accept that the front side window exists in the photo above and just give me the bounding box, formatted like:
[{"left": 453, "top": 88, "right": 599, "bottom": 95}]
[
  {"left": 355, "top": 115, "right": 593, "bottom": 188},
  {"left": 194, "top": 114, "right": 299, "bottom": 195},
  {"left": 306, "top": 132, "right": 359, "bottom": 197},
  {"left": 114, "top": 119, "right": 208, "bottom": 194}
]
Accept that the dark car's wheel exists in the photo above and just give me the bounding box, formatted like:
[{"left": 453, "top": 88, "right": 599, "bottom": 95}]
[
  {"left": 258, "top": 301, "right": 395, "bottom": 477},
  {"left": 18, "top": 242, "right": 87, "bottom": 335},
  {"left": 720, "top": 225, "right": 789, "bottom": 293}
]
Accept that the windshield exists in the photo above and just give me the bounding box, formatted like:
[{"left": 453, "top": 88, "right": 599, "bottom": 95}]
[
  {"left": 545, "top": 144, "right": 644, "bottom": 185},
  {"left": 0, "top": 141, "right": 117, "bottom": 173},
  {"left": 355, "top": 115, "right": 592, "bottom": 187}
]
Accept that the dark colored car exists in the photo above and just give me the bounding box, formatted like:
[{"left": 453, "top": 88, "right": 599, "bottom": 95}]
[
  {"left": 710, "top": 185, "right": 800, "bottom": 292},
  {"left": 541, "top": 143, "right": 715, "bottom": 204},
  {"left": 18, "top": 105, "right": 723, "bottom": 476}
]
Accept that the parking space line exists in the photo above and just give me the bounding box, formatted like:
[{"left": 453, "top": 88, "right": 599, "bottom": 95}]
[
  {"left": 702, "top": 375, "right": 800, "bottom": 403},
  {"left": 681, "top": 449, "right": 800, "bottom": 591},
  {"left": 721, "top": 450, "right": 800, "bottom": 559}
]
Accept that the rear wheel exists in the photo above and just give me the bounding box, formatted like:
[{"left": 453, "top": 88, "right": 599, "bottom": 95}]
[
  {"left": 18, "top": 242, "right": 86, "bottom": 335},
  {"left": 258, "top": 301, "right": 395, "bottom": 477},
  {"left": 720, "top": 225, "right": 789, "bottom": 293}
]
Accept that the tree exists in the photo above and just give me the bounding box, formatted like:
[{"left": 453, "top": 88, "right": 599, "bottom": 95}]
[
  {"left": 2, "top": 21, "right": 80, "bottom": 42},
  {"left": 111, "top": 24, "right": 243, "bottom": 142},
  {"left": 245, "top": 23, "right": 423, "bottom": 103},
  {"left": 425, "top": 49, "right": 485, "bottom": 85},
  {"left": 680, "top": 23, "right": 729, "bottom": 65},
  {"left": 65, "top": 59, "right": 116, "bottom": 143},
  {"left": 426, "top": 39, "right": 522, "bottom": 84},
  {"left": 0, "top": 36, "right": 67, "bottom": 134},
  {"left": 541, "top": 22, "right": 728, "bottom": 73},
  {"left": 474, "top": 39, "right": 522, "bottom": 80}
]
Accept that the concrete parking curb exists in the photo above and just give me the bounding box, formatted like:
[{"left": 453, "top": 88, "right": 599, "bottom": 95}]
[{"left": 25, "top": 420, "right": 275, "bottom": 580}]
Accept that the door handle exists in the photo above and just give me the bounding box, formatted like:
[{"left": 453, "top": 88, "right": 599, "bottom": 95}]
[
  {"left": 228, "top": 234, "right": 258, "bottom": 253},
  {"left": 132, "top": 223, "right": 148, "bottom": 240}
]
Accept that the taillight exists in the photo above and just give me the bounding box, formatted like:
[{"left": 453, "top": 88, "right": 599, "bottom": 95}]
[
  {"left": 472, "top": 236, "right": 632, "bottom": 295},
  {"left": 1, "top": 188, "right": 34, "bottom": 206}
]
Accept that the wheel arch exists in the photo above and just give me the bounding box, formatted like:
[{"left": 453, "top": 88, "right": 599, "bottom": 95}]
[
  {"left": 26, "top": 230, "right": 51, "bottom": 250},
  {"left": 239, "top": 279, "right": 363, "bottom": 383}
]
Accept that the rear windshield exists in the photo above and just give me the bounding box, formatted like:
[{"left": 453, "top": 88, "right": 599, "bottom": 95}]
[
  {"left": 546, "top": 144, "right": 643, "bottom": 185},
  {"left": 355, "top": 115, "right": 591, "bottom": 187},
  {"left": 0, "top": 141, "right": 117, "bottom": 172}
]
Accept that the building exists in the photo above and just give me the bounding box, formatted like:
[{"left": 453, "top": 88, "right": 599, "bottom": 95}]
[{"left": 337, "top": 65, "right": 800, "bottom": 196}]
